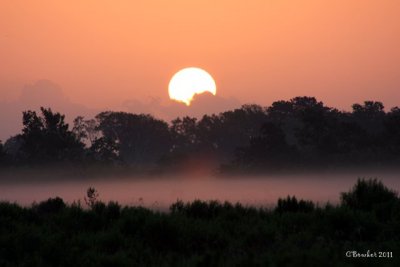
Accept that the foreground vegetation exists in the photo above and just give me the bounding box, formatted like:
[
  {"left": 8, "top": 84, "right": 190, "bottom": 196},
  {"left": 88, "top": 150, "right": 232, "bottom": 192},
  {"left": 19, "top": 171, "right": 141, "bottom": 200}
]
[{"left": 0, "top": 178, "right": 399, "bottom": 266}]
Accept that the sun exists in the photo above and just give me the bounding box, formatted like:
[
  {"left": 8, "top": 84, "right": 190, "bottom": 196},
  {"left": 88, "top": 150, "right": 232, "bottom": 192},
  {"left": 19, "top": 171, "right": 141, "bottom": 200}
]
[{"left": 168, "top": 67, "right": 217, "bottom": 105}]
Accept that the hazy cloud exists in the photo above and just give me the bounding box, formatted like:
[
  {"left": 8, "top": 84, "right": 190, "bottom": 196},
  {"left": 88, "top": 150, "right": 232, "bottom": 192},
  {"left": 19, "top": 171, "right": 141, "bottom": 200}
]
[
  {"left": 0, "top": 80, "right": 242, "bottom": 141},
  {"left": 121, "top": 92, "right": 241, "bottom": 122},
  {"left": 0, "top": 80, "right": 98, "bottom": 141}
]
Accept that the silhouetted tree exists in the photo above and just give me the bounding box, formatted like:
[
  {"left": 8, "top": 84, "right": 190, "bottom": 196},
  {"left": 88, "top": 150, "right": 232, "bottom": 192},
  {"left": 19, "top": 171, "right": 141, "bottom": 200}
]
[
  {"left": 170, "top": 116, "right": 198, "bottom": 154},
  {"left": 73, "top": 116, "right": 99, "bottom": 146},
  {"left": 289, "top": 97, "right": 335, "bottom": 158},
  {"left": 194, "top": 104, "right": 268, "bottom": 159},
  {"left": 323, "top": 119, "right": 369, "bottom": 158},
  {"left": 163, "top": 105, "right": 269, "bottom": 169},
  {"left": 18, "top": 107, "right": 84, "bottom": 163},
  {"left": 216, "top": 104, "right": 268, "bottom": 156},
  {"left": 3, "top": 97, "right": 400, "bottom": 170},
  {"left": 96, "top": 112, "right": 171, "bottom": 164},
  {"left": 384, "top": 107, "right": 400, "bottom": 157},
  {"left": 0, "top": 141, "right": 7, "bottom": 166},
  {"left": 159, "top": 116, "right": 200, "bottom": 167},
  {"left": 352, "top": 101, "right": 385, "bottom": 134},
  {"left": 267, "top": 97, "right": 336, "bottom": 158},
  {"left": 89, "top": 136, "right": 119, "bottom": 163},
  {"left": 3, "top": 135, "right": 24, "bottom": 163},
  {"left": 234, "top": 122, "right": 297, "bottom": 170},
  {"left": 341, "top": 178, "right": 398, "bottom": 211},
  {"left": 228, "top": 97, "right": 400, "bottom": 171}
]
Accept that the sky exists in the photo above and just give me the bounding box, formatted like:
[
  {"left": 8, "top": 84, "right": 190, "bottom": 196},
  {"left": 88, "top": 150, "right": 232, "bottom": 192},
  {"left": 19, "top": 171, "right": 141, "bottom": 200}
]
[{"left": 1, "top": 0, "right": 399, "bottom": 140}]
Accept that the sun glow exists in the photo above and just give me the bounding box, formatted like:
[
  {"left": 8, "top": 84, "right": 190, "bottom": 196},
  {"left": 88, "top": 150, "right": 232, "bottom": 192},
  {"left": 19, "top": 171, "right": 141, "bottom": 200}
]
[{"left": 168, "top": 67, "right": 217, "bottom": 105}]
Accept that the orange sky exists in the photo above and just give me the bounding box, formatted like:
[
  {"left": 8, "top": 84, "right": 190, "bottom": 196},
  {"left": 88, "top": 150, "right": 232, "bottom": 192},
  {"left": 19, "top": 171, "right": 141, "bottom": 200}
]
[{"left": 1, "top": 0, "right": 399, "bottom": 111}]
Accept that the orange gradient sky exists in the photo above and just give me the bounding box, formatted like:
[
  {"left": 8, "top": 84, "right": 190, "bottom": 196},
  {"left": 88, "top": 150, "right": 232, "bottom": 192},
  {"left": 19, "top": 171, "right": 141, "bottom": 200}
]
[{"left": 1, "top": 0, "right": 399, "bottom": 110}]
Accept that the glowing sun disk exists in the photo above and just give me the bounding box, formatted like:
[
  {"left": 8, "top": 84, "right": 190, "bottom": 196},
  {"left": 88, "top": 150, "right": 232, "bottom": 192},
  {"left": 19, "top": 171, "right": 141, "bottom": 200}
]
[{"left": 168, "top": 67, "right": 217, "bottom": 105}]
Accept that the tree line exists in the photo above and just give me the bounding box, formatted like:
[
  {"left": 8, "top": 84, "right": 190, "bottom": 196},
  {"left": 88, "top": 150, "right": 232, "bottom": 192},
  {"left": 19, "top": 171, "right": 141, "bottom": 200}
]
[{"left": 1, "top": 96, "right": 400, "bottom": 172}]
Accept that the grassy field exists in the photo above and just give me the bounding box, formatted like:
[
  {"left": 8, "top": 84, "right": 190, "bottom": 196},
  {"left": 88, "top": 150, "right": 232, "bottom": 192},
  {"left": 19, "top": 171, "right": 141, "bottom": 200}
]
[{"left": 0, "top": 178, "right": 399, "bottom": 266}]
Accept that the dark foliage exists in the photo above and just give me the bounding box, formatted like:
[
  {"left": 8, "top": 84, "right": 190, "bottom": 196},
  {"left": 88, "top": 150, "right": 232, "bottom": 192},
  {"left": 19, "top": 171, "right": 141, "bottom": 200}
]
[
  {"left": 0, "top": 141, "right": 8, "bottom": 166},
  {"left": 275, "top": 196, "right": 315, "bottom": 213},
  {"left": 0, "top": 179, "right": 399, "bottom": 266},
  {"left": 96, "top": 111, "right": 171, "bottom": 165},
  {"left": 341, "top": 178, "right": 398, "bottom": 211},
  {"left": 234, "top": 122, "right": 298, "bottom": 170},
  {"left": 35, "top": 197, "right": 66, "bottom": 214},
  {"left": 2, "top": 97, "right": 400, "bottom": 171},
  {"left": 17, "top": 107, "right": 84, "bottom": 164}
]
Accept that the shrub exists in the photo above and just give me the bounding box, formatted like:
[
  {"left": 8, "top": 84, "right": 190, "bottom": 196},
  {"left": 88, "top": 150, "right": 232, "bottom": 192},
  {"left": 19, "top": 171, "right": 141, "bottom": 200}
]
[
  {"left": 341, "top": 178, "right": 398, "bottom": 211},
  {"left": 275, "top": 196, "right": 315, "bottom": 213},
  {"left": 36, "top": 197, "right": 66, "bottom": 214}
]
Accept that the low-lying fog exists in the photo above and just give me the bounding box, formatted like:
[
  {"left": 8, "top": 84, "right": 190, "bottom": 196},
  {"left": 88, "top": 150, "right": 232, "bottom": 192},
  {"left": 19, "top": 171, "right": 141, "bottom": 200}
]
[{"left": 1, "top": 170, "right": 399, "bottom": 210}]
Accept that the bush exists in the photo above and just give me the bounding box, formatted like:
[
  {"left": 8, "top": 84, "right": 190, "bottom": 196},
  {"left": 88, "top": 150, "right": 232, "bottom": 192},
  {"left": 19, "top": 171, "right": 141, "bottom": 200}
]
[
  {"left": 36, "top": 197, "right": 66, "bottom": 214},
  {"left": 275, "top": 196, "right": 315, "bottom": 213},
  {"left": 1, "top": 179, "right": 400, "bottom": 266},
  {"left": 341, "top": 178, "right": 398, "bottom": 211},
  {"left": 170, "top": 200, "right": 226, "bottom": 219}
]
